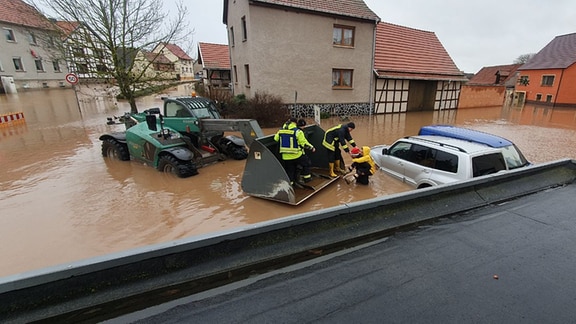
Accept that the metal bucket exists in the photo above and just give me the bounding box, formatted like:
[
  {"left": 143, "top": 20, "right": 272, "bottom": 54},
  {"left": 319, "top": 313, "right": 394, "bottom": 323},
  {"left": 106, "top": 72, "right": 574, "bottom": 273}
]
[{"left": 241, "top": 124, "right": 340, "bottom": 205}]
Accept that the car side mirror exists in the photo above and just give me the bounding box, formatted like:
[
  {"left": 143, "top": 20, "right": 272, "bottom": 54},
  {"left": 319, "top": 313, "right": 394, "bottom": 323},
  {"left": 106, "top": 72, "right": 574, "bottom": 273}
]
[{"left": 382, "top": 148, "right": 388, "bottom": 155}]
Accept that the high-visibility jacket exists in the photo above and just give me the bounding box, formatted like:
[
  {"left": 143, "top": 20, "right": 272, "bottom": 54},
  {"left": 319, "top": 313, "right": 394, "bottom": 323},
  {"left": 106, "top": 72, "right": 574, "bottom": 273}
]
[
  {"left": 274, "top": 122, "right": 314, "bottom": 160},
  {"left": 322, "top": 124, "right": 356, "bottom": 152}
]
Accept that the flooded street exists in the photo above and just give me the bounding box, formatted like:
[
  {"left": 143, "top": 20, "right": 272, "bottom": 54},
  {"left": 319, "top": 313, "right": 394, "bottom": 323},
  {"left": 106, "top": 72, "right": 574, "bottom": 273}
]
[{"left": 2, "top": 85, "right": 576, "bottom": 277}]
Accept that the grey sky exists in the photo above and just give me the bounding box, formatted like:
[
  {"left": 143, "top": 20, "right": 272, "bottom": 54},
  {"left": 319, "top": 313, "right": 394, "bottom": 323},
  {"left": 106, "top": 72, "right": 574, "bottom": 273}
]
[{"left": 167, "top": 0, "right": 576, "bottom": 73}]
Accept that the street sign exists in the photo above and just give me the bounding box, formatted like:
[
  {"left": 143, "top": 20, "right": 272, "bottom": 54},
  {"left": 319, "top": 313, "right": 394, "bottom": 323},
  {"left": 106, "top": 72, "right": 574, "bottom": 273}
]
[{"left": 65, "top": 73, "right": 79, "bottom": 85}]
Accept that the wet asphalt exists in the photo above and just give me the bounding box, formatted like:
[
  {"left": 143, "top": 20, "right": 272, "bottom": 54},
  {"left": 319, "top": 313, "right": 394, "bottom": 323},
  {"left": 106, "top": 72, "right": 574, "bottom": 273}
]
[{"left": 108, "top": 182, "right": 576, "bottom": 323}]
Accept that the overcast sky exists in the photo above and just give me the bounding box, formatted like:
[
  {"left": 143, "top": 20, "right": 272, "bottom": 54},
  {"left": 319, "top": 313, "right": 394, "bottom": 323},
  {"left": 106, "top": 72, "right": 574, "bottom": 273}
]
[{"left": 166, "top": 0, "right": 575, "bottom": 73}]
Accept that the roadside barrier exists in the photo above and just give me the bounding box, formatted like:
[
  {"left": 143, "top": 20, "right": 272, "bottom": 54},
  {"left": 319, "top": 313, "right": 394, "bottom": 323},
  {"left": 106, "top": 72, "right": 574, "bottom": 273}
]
[
  {"left": 0, "top": 112, "right": 25, "bottom": 127},
  {"left": 1, "top": 159, "right": 576, "bottom": 322}
]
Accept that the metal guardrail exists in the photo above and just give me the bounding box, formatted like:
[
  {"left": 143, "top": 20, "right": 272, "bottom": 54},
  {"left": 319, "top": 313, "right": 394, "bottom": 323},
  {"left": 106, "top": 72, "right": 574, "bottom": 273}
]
[{"left": 1, "top": 159, "right": 575, "bottom": 322}]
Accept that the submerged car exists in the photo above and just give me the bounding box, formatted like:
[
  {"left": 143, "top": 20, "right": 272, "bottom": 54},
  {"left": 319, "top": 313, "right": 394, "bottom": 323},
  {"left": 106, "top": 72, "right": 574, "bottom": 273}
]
[{"left": 370, "top": 125, "right": 530, "bottom": 188}]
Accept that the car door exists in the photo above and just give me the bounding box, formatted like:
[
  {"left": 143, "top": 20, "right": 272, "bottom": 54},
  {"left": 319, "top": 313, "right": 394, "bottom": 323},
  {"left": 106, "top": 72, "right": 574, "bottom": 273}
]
[
  {"left": 380, "top": 141, "right": 412, "bottom": 182},
  {"left": 402, "top": 144, "right": 433, "bottom": 187}
]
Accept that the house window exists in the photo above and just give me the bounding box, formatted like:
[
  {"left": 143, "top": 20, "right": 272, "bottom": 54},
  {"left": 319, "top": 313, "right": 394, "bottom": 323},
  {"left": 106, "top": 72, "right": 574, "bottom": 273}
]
[
  {"left": 333, "top": 25, "right": 355, "bottom": 47},
  {"left": 244, "top": 64, "right": 250, "bottom": 86},
  {"left": 76, "top": 63, "right": 89, "bottom": 73},
  {"left": 546, "top": 94, "right": 553, "bottom": 103},
  {"left": 13, "top": 58, "right": 24, "bottom": 71},
  {"left": 53, "top": 60, "right": 61, "bottom": 72},
  {"left": 230, "top": 27, "right": 235, "bottom": 46},
  {"left": 35, "top": 59, "right": 44, "bottom": 71},
  {"left": 535, "top": 93, "right": 542, "bottom": 101},
  {"left": 0, "top": 59, "right": 3, "bottom": 71},
  {"left": 73, "top": 47, "right": 85, "bottom": 56},
  {"left": 518, "top": 75, "right": 529, "bottom": 86},
  {"left": 233, "top": 65, "right": 238, "bottom": 83},
  {"left": 332, "top": 69, "right": 353, "bottom": 88},
  {"left": 4, "top": 28, "right": 15, "bottom": 42},
  {"left": 541, "top": 75, "right": 554, "bottom": 86},
  {"left": 241, "top": 16, "right": 247, "bottom": 41},
  {"left": 28, "top": 32, "right": 37, "bottom": 45}
]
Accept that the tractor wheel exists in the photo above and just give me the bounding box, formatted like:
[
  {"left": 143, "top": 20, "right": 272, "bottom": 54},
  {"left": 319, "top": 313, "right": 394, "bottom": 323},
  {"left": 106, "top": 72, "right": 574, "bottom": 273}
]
[
  {"left": 157, "top": 155, "right": 199, "bottom": 178},
  {"left": 101, "top": 138, "right": 130, "bottom": 161},
  {"left": 218, "top": 137, "right": 248, "bottom": 160},
  {"left": 228, "top": 145, "right": 248, "bottom": 160}
]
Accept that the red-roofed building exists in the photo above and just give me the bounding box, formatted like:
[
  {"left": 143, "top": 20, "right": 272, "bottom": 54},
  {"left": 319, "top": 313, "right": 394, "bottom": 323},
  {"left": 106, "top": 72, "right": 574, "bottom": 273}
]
[
  {"left": 515, "top": 33, "right": 576, "bottom": 107},
  {"left": 0, "top": 0, "right": 69, "bottom": 92},
  {"left": 373, "top": 22, "right": 467, "bottom": 113},
  {"left": 152, "top": 42, "right": 194, "bottom": 80},
  {"left": 223, "top": 0, "right": 381, "bottom": 116},
  {"left": 197, "top": 42, "right": 231, "bottom": 93},
  {"left": 223, "top": 0, "right": 466, "bottom": 115},
  {"left": 458, "top": 64, "right": 522, "bottom": 109}
]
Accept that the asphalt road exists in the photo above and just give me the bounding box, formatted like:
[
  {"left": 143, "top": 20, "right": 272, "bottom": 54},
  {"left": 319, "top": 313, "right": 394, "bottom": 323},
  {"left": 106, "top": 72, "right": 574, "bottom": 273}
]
[{"left": 108, "top": 182, "right": 576, "bottom": 323}]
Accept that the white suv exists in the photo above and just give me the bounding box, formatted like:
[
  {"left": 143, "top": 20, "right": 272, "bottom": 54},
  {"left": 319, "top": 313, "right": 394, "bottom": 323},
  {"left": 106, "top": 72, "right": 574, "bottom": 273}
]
[{"left": 370, "top": 125, "right": 530, "bottom": 189}]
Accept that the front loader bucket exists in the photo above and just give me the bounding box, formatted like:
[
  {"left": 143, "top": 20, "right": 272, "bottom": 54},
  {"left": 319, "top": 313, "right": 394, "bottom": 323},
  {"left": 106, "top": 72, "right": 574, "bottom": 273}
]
[{"left": 241, "top": 124, "right": 339, "bottom": 205}]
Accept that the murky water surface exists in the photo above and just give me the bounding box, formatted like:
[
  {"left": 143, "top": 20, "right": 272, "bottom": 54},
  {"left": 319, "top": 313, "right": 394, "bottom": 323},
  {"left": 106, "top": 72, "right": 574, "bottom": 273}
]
[{"left": 2, "top": 85, "right": 576, "bottom": 277}]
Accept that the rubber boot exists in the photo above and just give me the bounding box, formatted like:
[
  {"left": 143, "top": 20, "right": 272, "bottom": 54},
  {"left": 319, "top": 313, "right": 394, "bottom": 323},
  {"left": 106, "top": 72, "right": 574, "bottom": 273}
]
[
  {"left": 334, "top": 160, "right": 347, "bottom": 175},
  {"left": 328, "top": 162, "right": 337, "bottom": 178}
]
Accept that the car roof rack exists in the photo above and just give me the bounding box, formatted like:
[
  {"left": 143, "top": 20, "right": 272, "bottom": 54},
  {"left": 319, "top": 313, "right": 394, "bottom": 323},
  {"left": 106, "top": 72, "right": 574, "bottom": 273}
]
[
  {"left": 407, "top": 136, "right": 468, "bottom": 153},
  {"left": 418, "top": 125, "right": 512, "bottom": 148}
]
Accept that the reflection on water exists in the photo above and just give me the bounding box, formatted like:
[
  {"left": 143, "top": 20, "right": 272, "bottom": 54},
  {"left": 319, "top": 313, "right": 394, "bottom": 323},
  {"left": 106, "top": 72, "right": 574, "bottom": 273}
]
[{"left": 1, "top": 86, "right": 576, "bottom": 277}]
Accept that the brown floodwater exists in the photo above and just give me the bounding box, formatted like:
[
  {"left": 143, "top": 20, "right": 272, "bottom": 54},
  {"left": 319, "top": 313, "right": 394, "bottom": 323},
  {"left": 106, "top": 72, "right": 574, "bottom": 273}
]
[{"left": 1, "top": 85, "right": 576, "bottom": 277}]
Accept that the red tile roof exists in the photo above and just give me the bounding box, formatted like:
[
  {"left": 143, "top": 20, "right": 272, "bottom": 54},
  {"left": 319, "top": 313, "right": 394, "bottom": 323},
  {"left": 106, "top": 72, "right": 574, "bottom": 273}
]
[
  {"left": 519, "top": 33, "right": 576, "bottom": 70},
  {"left": 55, "top": 21, "right": 80, "bottom": 38},
  {"left": 374, "top": 22, "right": 466, "bottom": 81},
  {"left": 160, "top": 43, "right": 193, "bottom": 61},
  {"left": 467, "top": 64, "right": 522, "bottom": 85},
  {"left": 250, "top": 0, "right": 380, "bottom": 22},
  {"left": 0, "top": 0, "right": 53, "bottom": 29},
  {"left": 198, "top": 42, "right": 230, "bottom": 69},
  {"left": 143, "top": 51, "right": 172, "bottom": 64}
]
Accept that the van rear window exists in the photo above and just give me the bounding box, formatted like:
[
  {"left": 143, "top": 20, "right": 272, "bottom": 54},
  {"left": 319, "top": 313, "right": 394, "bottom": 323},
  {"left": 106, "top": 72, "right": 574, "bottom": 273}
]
[{"left": 472, "top": 153, "right": 506, "bottom": 177}]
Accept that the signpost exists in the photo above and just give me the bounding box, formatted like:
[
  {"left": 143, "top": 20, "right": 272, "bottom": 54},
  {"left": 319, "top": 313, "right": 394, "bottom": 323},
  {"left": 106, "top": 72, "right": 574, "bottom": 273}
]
[{"left": 65, "top": 73, "right": 79, "bottom": 85}]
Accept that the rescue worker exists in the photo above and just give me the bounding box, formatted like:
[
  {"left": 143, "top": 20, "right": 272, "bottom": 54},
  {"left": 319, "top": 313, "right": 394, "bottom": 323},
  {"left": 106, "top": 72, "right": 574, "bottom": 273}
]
[
  {"left": 322, "top": 122, "right": 357, "bottom": 177},
  {"left": 274, "top": 118, "right": 316, "bottom": 187},
  {"left": 345, "top": 146, "right": 376, "bottom": 185}
]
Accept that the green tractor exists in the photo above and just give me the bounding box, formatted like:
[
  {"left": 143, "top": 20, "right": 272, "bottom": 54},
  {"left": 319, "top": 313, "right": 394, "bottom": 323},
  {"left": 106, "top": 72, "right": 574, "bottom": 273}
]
[{"left": 100, "top": 96, "right": 264, "bottom": 178}]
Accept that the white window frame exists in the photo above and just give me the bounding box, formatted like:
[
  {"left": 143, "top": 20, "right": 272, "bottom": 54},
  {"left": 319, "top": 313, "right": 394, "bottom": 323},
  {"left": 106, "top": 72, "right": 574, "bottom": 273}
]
[
  {"left": 4, "top": 28, "right": 16, "bottom": 42},
  {"left": 13, "top": 57, "right": 24, "bottom": 71},
  {"left": 35, "top": 59, "right": 44, "bottom": 72}
]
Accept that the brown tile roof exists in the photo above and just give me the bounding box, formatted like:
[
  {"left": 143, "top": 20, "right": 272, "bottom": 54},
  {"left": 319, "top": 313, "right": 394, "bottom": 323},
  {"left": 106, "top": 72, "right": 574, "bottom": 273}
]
[
  {"left": 250, "top": 0, "right": 380, "bottom": 22},
  {"left": 143, "top": 51, "right": 172, "bottom": 64},
  {"left": 160, "top": 43, "right": 193, "bottom": 61},
  {"left": 55, "top": 21, "right": 80, "bottom": 38},
  {"left": 467, "top": 64, "right": 522, "bottom": 86},
  {"left": 519, "top": 33, "right": 576, "bottom": 70},
  {"left": 198, "top": 42, "right": 230, "bottom": 69},
  {"left": 374, "top": 22, "right": 466, "bottom": 81},
  {"left": 0, "top": 0, "right": 53, "bottom": 29}
]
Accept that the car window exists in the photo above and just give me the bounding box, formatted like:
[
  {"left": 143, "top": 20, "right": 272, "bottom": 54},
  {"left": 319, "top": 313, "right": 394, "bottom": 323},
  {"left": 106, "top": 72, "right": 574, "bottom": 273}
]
[
  {"left": 472, "top": 153, "right": 507, "bottom": 177},
  {"left": 388, "top": 141, "right": 412, "bottom": 160},
  {"left": 434, "top": 150, "right": 458, "bottom": 173},
  {"left": 408, "top": 144, "right": 435, "bottom": 167},
  {"left": 501, "top": 145, "right": 529, "bottom": 169}
]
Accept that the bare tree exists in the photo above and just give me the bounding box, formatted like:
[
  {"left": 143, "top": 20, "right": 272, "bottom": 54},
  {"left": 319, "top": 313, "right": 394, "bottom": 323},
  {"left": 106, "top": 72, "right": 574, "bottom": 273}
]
[
  {"left": 514, "top": 53, "right": 535, "bottom": 64},
  {"left": 29, "top": 0, "right": 192, "bottom": 113}
]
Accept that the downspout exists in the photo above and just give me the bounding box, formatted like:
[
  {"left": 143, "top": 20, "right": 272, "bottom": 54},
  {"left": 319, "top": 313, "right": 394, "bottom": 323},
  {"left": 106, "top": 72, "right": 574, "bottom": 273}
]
[
  {"left": 553, "top": 69, "right": 565, "bottom": 107},
  {"left": 369, "top": 21, "right": 378, "bottom": 116}
]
